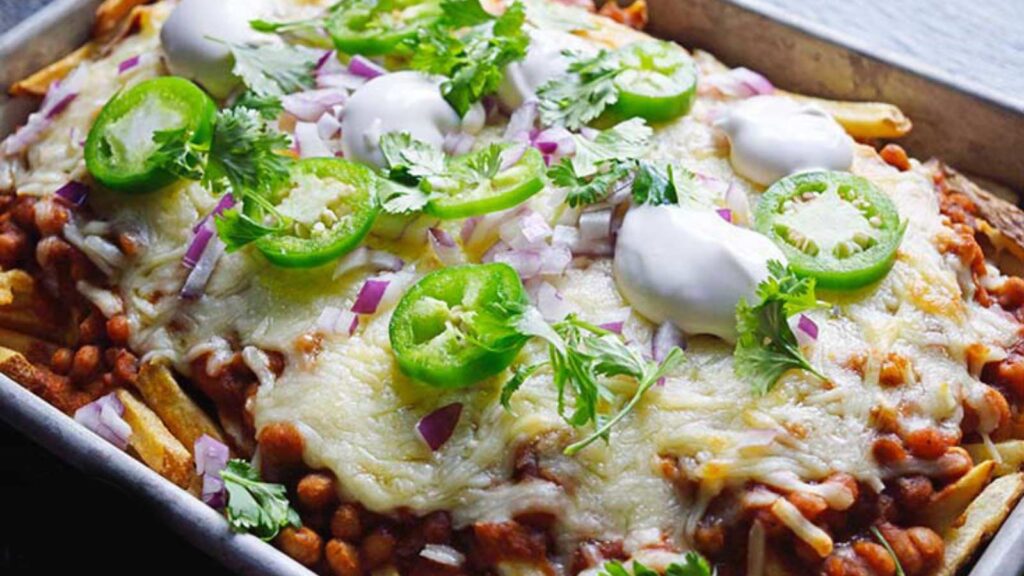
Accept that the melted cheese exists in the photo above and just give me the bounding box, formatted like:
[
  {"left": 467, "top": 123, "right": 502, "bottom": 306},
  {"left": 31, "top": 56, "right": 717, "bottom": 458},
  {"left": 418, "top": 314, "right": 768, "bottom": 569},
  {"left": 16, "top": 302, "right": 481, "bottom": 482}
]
[{"left": 2, "top": 0, "right": 1021, "bottom": 570}]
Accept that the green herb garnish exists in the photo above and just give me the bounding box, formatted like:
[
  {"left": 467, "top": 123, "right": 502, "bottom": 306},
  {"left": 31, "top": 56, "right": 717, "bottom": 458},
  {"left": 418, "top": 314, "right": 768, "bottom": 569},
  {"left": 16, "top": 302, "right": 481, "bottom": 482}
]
[
  {"left": 546, "top": 118, "right": 652, "bottom": 207},
  {"left": 537, "top": 49, "right": 621, "bottom": 130},
  {"left": 734, "top": 260, "right": 825, "bottom": 394},
  {"left": 410, "top": 1, "right": 529, "bottom": 116},
  {"left": 870, "top": 526, "right": 907, "bottom": 576},
  {"left": 505, "top": 310, "right": 685, "bottom": 455},
  {"left": 220, "top": 459, "right": 301, "bottom": 541}
]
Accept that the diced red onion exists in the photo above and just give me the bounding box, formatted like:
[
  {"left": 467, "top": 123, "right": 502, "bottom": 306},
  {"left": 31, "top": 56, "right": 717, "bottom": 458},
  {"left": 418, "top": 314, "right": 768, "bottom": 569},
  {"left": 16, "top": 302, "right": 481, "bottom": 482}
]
[
  {"left": 282, "top": 89, "right": 348, "bottom": 122},
  {"left": 494, "top": 249, "right": 542, "bottom": 279},
  {"left": 74, "top": 392, "right": 131, "bottom": 450},
  {"left": 193, "top": 194, "right": 236, "bottom": 233},
  {"left": 194, "top": 434, "right": 229, "bottom": 507},
  {"left": 443, "top": 132, "right": 476, "bottom": 156},
  {"left": 181, "top": 237, "right": 225, "bottom": 299},
  {"left": 315, "top": 50, "right": 336, "bottom": 73},
  {"left": 55, "top": 181, "right": 89, "bottom": 207},
  {"left": 2, "top": 66, "right": 86, "bottom": 156},
  {"left": 599, "top": 320, "right": 624, "bottom": 334},
  {"left": 538, "top": 245, "right": 571, "bottom": 276},
  {"left": 702, "top": 67, "right": 775, "bottom": 98},
  {"left": 608, "top": 173, "right": 636, "bottom": 206},
  {"left": 461, "top": 206, "right": 527, "bottom": 252},
  {"left": 653, "top": 321, "right": 686, "bottom": 362},
  {"left": 333, "top": 247, "right": 404, "bottom": 279},
  {"left": 499, "top": 143, "right": 528, "bottom": 170},
  {"left": 793, "top": 314, "right": 819, "bottom": 348},
  {"left": 318, "top": 72, "right": 367, "bottom": 91},
  {"left": 351, "top": 279, "right": 391, "bottom": 314},
  {"left": 348, "top": 55, "right": 387, "bottom": 79},
  {"left": 295, "top": 121, "right": 333, "bottom": 158},
  {"left": 532, "top": 126, "right": 576, "bottom": 164},
  {"left": 117, "top": 55, "right": 141, "bottom": 74},
  {"left": 183, "top": 225, "right": 214, "bottom": 270},
  {"left": 504, "top": 100, "right": 538, "bottom": 141},
  {"left": 500, "top": 210, "right": 551, "bottom": 250},
  {"left": 536, "top": 282, "right": 572, "bottom": 321},
  {"left": 724, "top": 183, "right": 752, "bottom": 225},
  {"left": 316, "top": 111, "right": 343, "bottom": 141},
  {"left": 417, "top": 403, "right": 462, "bottom": 451},
  {"left": 551, "top": 225, "right": 580, "bottom": 248},
  {"left": 716, "top": 208, "right": 733, "bottom": 223},
  {"left": 316, "top": 305, "right": 359, "bottom": 336},
  {"left": 428, "top": 228, "right": 462, "bottom": 266}
]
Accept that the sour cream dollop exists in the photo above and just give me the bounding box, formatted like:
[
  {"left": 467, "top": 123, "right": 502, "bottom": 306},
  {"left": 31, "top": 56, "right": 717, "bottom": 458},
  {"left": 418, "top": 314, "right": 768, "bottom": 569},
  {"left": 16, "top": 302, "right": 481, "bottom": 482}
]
[
  {"left": 341, "top": 71, "right": 484, "bottom": 169},
  {"left": 614, "top": 205, "right": 786, "bottom": 342},
  {"left": 496, "top": 28, "right": 596, "bottom": 110},
  {"left": 716, "top": 95, "right": 853, "bottom": 187},
  {"left": 160, "top": 0, "right": 264, "bottom": 98}
]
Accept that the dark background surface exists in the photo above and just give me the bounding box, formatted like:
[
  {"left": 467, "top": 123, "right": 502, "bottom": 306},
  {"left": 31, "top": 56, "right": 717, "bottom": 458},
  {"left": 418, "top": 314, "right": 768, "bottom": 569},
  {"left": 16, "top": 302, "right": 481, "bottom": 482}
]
[
  {"left": 0, "top": 417, "right": 229, "bottom": 574},
  {"left": 1, "top": 1, "right": 1020, "bottom": 575}
]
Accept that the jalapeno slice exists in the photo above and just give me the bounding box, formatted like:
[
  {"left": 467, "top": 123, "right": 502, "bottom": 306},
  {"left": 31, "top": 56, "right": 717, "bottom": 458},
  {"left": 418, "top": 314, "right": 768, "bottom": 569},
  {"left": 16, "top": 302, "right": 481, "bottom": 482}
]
[
  {"left": 425, "top": 146, "right": 545, "bottom": 220},
  {"left": 755, "top": 170, "right": 905, "bottom": 290},
  {"left": 609, "top": 40, "right": 697, "bottom": 124},
  {"left": 327, "top": 0, "right": 442, "bottom": 56},
  {"left": 389, "top": 263, "right": 529, "bottom": 388},
  {"left": 255, "top": 158, "right": 380, "bottom": 268},
  {"left": 85, "top": 77, "right": 217, "bottom": 193}
]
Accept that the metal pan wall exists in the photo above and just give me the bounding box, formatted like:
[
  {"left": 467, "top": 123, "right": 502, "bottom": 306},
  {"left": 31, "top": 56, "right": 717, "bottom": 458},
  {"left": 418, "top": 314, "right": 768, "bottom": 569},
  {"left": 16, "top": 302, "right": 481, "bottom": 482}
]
[{"left": 2, "top": 1, "right": 1023, "bottom": 574}]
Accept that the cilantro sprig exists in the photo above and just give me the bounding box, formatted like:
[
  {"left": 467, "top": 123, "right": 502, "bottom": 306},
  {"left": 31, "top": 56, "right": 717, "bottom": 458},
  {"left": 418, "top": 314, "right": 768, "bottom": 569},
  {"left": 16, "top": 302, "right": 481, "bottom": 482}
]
[
  {"left": 599, "top": 552, "right": 713, "bottom": 576},
  {"left": 224, "top": 41, "right": 318, "bottom": 98},
  {"left": 734, "top": 260, "right": 825, "bottom": 395},
  {"left": 504, "top": 310, "right": 685, "bottom": 455},
  {"left": 537, "top": 49, "right": 621, "bottom": 130},
  {"left": 410, "top": 1, "right": 529, "bottom": 116},
  {"left": 870, "top": 526, "right": 907, "bottom": 576},
  {"left": 221, "top": 459, "right": 301, "bottom": 540},
  {"left": 546, "top": 118, "right": 691, "bottom": 208}
]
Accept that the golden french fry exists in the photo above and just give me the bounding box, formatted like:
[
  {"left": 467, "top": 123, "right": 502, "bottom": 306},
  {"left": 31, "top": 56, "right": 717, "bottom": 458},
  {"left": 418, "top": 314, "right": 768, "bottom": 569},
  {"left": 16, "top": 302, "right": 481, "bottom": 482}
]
[
  {"left": 10, "top": 44, "right": 96, "bottom": 98},
  {"left": 115, "top": 389, "right": 194, "bottom": 488},
  {"left": 918, "top": 461, "right": 996, "bottom": 532},
  {"left": 784, "top": 92, "right": 913, "bottom": 140},
  {"left": 932, "top": 161, "right": 1024, "bottom": 264},
  {"left": 936, "top": 472, "right": 1024, "bottom": 576},
  {"left": 0, "top": 346, "right": 41, "bottom": 388},
  {"left": 93, "top": 0, "right": 151, "bottom": 38},
  {"left": 966, "top": 441, "right": 1024, "bottom": 477},
  {"left": 135, "top": 362, "right": 227, "bottom": 454},
  {"left": 0, "top": 270, "right": 34, "bottom": 306},
  {"left": 0, "top": 326, "right": 58, "bottom": 361}
]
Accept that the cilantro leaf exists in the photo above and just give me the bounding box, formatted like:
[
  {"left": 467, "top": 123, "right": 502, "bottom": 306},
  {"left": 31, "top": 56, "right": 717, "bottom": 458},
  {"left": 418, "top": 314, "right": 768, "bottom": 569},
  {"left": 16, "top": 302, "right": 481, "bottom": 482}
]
[
  {"left": 440, "top": 0, "right": 496, "bottom": 27},
  {"left": 571, "top": 118, "right": 652, "bottom": 177},
  {"left": 204, "top": 107, "right": 293, "bottom": 197},
  {"left": 232, "top": 91, "right": 285, "bottom": 121},
  {"left": 599, "top": 553, "right": 712, "bottom": 576},
  {"left": 501, "top": 314, "right": 685, "bottom": 455},
  {"left": 631, "top": 161, "right": 702, "bottom": 207},
  {"left": 220, "top": 459, "right": 301, "bottom": 540},
  {"left": 537, "top": 49, "right": 620, "bottom": 130},
  {"left": 214, "top": 208, "right": 281, "bottom": 252},
  {"left": 149, "top": 128, "right": 208, "bottom": 181},
  {"left": 734, "top": 260, "right": 825, "bottom": 395},
  {"left": 410, "top": 1, "right": 529, "bottom": 116},
  {"left": 225, "top": 42, "right": 318, "bottom": 97},
  {"left": 546, "top": 119, "right": 652, "bottom": 207},
  {"left": 380, "top": 132, "right": 447, "bottom": 184}
]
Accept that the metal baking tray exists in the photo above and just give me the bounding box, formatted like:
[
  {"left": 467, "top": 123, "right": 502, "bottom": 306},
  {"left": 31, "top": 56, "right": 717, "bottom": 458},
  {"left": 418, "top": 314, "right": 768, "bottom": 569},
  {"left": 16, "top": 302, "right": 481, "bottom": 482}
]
[{"left": 1, "top": 1, "right": 1023, "bottom": 575}]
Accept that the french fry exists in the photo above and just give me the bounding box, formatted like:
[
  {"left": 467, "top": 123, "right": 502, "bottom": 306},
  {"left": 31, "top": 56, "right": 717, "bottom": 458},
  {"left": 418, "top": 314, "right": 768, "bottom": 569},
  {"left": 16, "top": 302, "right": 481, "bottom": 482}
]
[
  {"left": 936, "top": 472, "right": 1024, "bottom": 576},
  {"left": 966, "top": 441, "right": 1024, "bottom": 477},
  {"left": 114, "top": 389, "right": 194, "bottom": 488},
  {"left": 933, "top": 162, "right": 1024, "bottom": 264},
  {"left": 10, "top": 45, "right": 96, "bottom": 98},
  {"left": 917, "top": 461, "right": 996, "bottom": 533},
  {"left": 135, "top": 362, "right": 227, "bottom": 454},
  {"left": 0, "top": 326, "right": 58, "bottom": 362},
  {"left": 784, "top": 92, "right": 913, "bottom": 140},
  {"left": 93, "top": 0, "right": 152, "bottom": 39}
]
